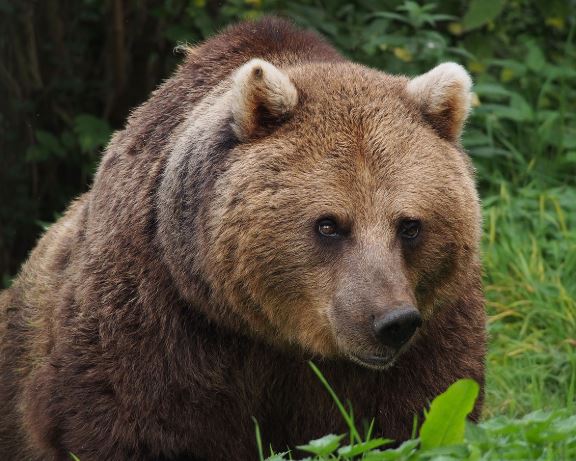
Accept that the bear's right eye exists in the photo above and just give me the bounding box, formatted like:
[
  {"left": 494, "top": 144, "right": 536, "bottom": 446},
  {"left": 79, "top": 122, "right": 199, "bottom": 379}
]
[
  {"left": 398, "top": 219, "right": 422, "bottom": 240},
  {"left": 317, "top": 218, "right": 340, "bottom": 238}
]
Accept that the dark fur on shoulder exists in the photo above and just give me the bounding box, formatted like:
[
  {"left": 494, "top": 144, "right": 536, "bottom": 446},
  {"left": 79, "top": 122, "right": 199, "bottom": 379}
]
[{"left": 0, "top": 17, "right": 485, "bottom": 460}]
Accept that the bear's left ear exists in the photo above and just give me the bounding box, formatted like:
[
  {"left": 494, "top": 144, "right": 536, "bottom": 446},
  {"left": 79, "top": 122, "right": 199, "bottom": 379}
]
[
  {"left": 406, "top": 62, "right": 472, "bottom": 142},
  {"left": 231, "top": 58, "right": 298, "bottom": 141}
]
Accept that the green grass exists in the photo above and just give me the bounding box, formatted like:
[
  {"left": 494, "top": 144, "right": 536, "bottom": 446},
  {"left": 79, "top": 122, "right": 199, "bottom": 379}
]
[{"left": 483, "top": 184, "right": 576, "bottom": 418}]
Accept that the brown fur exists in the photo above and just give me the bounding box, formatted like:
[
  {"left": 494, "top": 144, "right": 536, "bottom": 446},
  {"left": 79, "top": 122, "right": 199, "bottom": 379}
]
[{"left": 0, "top": 17, "right": 486, "bottom": 461}]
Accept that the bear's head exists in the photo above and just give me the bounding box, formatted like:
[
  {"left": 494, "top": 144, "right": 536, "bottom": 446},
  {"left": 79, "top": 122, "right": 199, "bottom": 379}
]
[{"left": 159, "top": 58, "right": 481, "bottom": 369}]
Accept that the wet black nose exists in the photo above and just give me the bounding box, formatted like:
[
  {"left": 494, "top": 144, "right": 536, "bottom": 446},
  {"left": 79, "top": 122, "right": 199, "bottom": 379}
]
[{"left": 373, "top": 306, "right": 422, "bottom": 349}]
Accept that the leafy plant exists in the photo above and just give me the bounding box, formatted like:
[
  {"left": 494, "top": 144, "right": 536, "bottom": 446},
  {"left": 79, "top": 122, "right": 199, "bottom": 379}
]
[
  {"left": 419, "top": 379, "right": 479, "bottom": 449},
  {"left": 462, "top": 0, "right": 506, "bottom": 31},
  {"left": 256, "top": 366, "right": 576, "bottom": 460}
]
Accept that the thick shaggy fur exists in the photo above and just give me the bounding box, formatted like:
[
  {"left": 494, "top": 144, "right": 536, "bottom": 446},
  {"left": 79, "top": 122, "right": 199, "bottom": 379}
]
[{"left": 0, "top": 17, "right": 486, "bottom": 461}]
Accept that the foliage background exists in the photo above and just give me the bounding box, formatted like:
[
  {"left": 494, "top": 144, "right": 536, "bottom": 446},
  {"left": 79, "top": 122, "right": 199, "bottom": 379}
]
[{"left": 1, "top": 0, "right": 575, "bottom": 452}]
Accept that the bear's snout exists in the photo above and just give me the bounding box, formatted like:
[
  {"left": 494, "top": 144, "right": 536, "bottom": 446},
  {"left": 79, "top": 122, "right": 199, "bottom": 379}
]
[{"left": 373, "top": 306, "right": 422, "bottom": 349}]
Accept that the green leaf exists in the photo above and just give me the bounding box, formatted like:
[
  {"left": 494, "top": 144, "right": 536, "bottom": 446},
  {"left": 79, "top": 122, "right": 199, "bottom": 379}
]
[
  {"left": 419, "top": 379, "right": 480, "bottom": 449},
  {"left": 264, "top": 452, "right": 290, "bottom": 461},
  {"left": 525, "top": 42, "right": 546, "bottom": 72},
  {"left": 297, "top": 433, "right": 344, "bottom": 456},
  {"left": 36, "top": 130, "right": 64, "bottom": 157},
  {"left": 25, "top": 145, "right": 46, "bottom": 162},
  {"left": 473, "top": 83, "right": 512, "bottom": 99},
  {"left": 462, "top": 0, "right": 506, "bottom": 31},
  {"left": 73, "top": 114, "right": 112, "bottom": 154},
  {"left": 550, "top": 415, "right": 576, "bottom": 436},
  {"left": 253, "top": 417, "right": 265, "bottom": 461},
  {"left": 338, "top": 438, "right": 392, "bottom": 457},
  {"left": 363, "top": 439, "right": 419, "bottom": 460},
  {"left": 26, "top": 130, "right": 65, "bottom": 162}
]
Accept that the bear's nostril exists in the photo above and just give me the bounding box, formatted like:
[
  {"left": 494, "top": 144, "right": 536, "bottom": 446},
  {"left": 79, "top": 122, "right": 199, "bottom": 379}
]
[{"left": 373, "top": 307, "right": 422, "bottom": 349}]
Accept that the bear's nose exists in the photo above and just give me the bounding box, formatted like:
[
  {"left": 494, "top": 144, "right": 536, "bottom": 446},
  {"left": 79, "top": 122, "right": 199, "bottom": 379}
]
[{"left": 373, "top": 306, "right": 422, "bottom": 349}]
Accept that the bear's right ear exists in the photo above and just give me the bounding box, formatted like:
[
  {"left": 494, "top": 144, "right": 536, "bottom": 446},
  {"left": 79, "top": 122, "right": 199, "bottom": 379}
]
[
  {"left": 231, "top": 59, "right": 298, "bottom": 142},
  {"left": 406, "top": 62, "right": 472, "bottom": 142}
]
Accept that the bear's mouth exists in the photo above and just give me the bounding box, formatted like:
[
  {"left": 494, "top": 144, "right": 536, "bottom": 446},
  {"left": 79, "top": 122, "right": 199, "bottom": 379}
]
[{"left": 348, "top": 352, "right": 398, "bottom": 370}]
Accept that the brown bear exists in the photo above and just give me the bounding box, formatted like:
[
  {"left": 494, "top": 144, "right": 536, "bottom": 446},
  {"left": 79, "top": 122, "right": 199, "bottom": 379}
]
[{"left": 0, "top": 16, "right": 486, "bottom": 461}]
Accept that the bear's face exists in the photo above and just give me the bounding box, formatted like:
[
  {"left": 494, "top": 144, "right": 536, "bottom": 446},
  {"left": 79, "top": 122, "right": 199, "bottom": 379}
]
[{"left": 159, "top": 60, "right": 481, "bottom": 369}]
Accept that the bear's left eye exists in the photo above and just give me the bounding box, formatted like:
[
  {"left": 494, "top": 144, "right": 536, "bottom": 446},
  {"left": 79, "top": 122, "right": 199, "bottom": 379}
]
[
  {"left": 317, "top": 218, "right": 340, "bottom": 238},
  {"left": 399, "top": 219, "right": 421, "bottom": 240}
]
